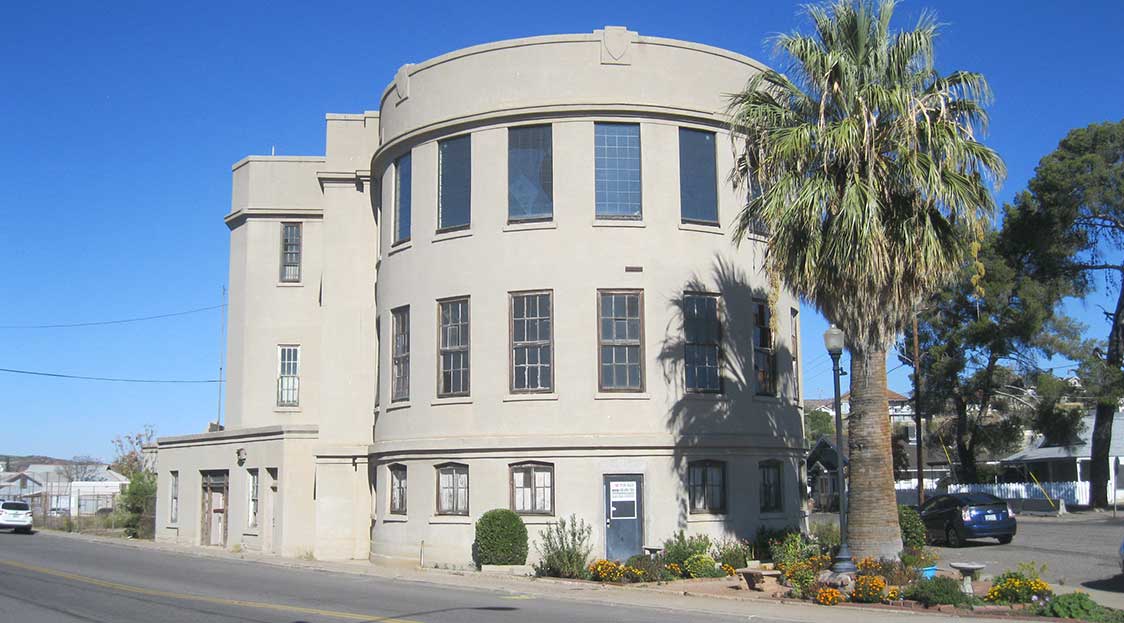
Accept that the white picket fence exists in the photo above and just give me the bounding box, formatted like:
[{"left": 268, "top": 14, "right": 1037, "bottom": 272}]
[{"left": 893, "top": 480, "right": 1098, "bottom": 507}]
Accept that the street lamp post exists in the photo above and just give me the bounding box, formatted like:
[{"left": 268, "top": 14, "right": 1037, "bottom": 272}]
[{"left": 824, "top": 325, "right": 857, "bottom": 574}]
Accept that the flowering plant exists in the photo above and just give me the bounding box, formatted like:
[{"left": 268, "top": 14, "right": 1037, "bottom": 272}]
[
  {"left": 816, "top": 586, "right": 845, "bottom": 605},
  {"left": 850, "top": 574, "right": 886, "bottom": 603},
  {"left": 721, "top": 563, "right": 737, "bottom": 577}
]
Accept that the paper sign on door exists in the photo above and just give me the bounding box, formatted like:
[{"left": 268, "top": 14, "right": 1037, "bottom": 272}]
[{"left": 609, "top": 481, "right": 637, "bottom": 519}]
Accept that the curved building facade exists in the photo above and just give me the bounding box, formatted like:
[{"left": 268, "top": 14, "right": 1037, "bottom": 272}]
[{"left": 153, "top": 28, "right": 806, "bottom": 568}]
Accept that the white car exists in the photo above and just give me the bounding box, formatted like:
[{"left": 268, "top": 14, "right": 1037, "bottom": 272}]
[{"left": 0, "top": 501, "right": 33, "bottom": 533}]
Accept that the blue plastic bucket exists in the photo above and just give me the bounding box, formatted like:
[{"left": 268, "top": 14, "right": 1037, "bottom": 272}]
[{"left": 920, "top": 565, "right": 938, "bottom": 579}]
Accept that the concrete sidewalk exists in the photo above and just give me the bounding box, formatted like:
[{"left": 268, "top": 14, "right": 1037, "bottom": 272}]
[{"left": 35, "top": 529, "right": 1042, "bottom": 623}]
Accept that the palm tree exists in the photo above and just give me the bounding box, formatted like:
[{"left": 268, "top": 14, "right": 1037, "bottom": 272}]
[{"left": 727, "top": 0, "right": 1004, "bottom": 558}]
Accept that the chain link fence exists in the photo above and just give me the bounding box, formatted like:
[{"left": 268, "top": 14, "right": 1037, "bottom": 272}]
[{"left": 4, "top": 473, "right": 155, "bottom": 538}]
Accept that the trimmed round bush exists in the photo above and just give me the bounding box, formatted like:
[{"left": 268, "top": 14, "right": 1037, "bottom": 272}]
[
  {"left": 898, "top": 505, "right": 926, "bottom": 550},
  {"left": 474, "top": 509, "right": 528, "bottom": 566},
  {"left": 683, "top": 553, "right": 723, "bottom": 578}
]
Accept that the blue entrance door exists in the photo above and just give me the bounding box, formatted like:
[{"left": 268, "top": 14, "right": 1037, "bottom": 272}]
[{"left": 604, "top": 474, "right": 643, "bottom": 562}]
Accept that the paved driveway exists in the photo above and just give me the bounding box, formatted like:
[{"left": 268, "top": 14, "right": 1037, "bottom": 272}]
[{"left": 929, "top": 512, "right": 1124, "bottom": 608}]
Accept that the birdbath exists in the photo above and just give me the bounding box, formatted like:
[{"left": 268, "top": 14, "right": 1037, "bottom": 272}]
[{"left": 949, "top": 562, "right": 986, "bottom": 596}]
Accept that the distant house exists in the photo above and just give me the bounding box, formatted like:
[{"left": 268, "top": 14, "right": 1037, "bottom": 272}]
[
  {"left": 806, "top": 436, "right": 847, "bottom": 511},
  {"left": 1002, "top": 412, "right": 1124, "bottom": 491},
  {"left": 0, "top": 464, "right": 127, "bottom": 513}
]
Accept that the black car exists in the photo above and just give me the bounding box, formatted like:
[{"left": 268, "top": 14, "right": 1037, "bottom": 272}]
[{"left": 918, "top": 492, "right": 1016, "bottom": 547}]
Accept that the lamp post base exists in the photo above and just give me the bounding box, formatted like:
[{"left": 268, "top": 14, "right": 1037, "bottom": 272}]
[{"left": 831, "top": 543, "right": 858, "bottom": 574}]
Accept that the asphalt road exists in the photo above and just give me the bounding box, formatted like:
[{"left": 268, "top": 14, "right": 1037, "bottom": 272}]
[
  {"left": 929, "top": 512, "right": 1124, "bottom": 608},
  {"left": 0, "top": 531, "right": 759, "bottom": 623}
]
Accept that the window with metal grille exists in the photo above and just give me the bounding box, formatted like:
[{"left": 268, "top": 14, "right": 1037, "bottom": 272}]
[
  {"left": 598, "top": 290, "right": 644, "bottom": 391},
  {"left": 760, "top": 461, "right": 783, "bottom": 513},
  {"left": 169, "top": 471, "right": 179, "bottom": 524},
  {"left": 394, "top": 153, "right": 412, "bottom": 243},
  {"left": 391, "top": 307, "right": 410, "bottom": 402},
  {"left": 438, "top": 298, "right": 470, "bottom": 396},
  {"left": 436, "top": 463, "right": 468, "bottom": 515},
  {"left": 688, "top": 460, "right": 725, "bottom": 513},
  {"left": 511, "top": 463, "right": 553, "bottom": 515},
  {"left": 511, "top": 291, "right": 552, "bottom": 393},
  {"left": 594, "top": 123, "right": 641, "bottom": 219},
  {"left": 247, "top": 469, "right": 259, "bottom": 528},
  {"left": 753, "top": 300, "right": 777, "bottom": 395},
  {"left": 277, "top": 345, "right": 300, "bottom": 407},
  {"left": 508, "top": 125, "right": 553, "bottom": 221},
  {"left": 790, "top": 308, "right": 800, "bottom": 400},
  {"left": 679, "top": 128, "right": 718, "bottom": 224},
  {"left": 684, "top": 293, "right": 721, "bottom": 393},
  {"left": 280, "top": 223, "right": 302, "bottom": 282},
  {"left": 438, "top": 135, "right": 471, "bottom": 231},
  {"left": 389, "top": 464, "right": 407, "bottom": 515}
]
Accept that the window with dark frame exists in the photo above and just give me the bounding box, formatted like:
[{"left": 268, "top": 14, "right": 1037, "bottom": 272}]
[
  {"left": 436, "top": 463, "right": 468, "bottom": 515},
  {"left": 394, "top": 152, "right": 412, "bottom": 243},
  {"left": 688, "top": 460, "right": 726, "bottom": 514},
  {"left": 438, "top": 135, "right": 471, "bottom": 231},
  {"left": 280, "top": 223, "right": 302, "bottom": 282},
  {"left": 511, "top": 462, "right": 553, "bottom": 515},
  {"left": 277, "top": 345, "right": 300, "bottom": 407},
  {"left": 753, "top": 300, "right": 777, "bottom": 395},
  {"left": 759, "top": 461, "right": 783, "bottom": 513},
  {"left": 684, "top": 293, "right": 721, "bottom": 393},
  {"left": 678, "top": 128, "right": 718, "bottom": 224},
  {"left": 169, "top": 471, "right": 179, "bottom": 524},
  {"left": 790, "top": 308, "right": 800, "bottom": 400},
  {"left": 508, "top": 125, "right": 553, "bottom": 221},
  {"left": 391, "top": 307, "right": 410, "bottom": 402},
  {"left": 438, "top": 298, "right": 470, "bottom": 397},
  {"left": 598, "top": 290, "right": 644, "bottom": 391},
  {"left": 389, "top": 464, "right": 407, "bottom": 515},
  {"left": 511, "top": 291, "right": 553, "bottom": 393},
  {"left": 594, "top": 123, "right": 642, "bottom": 219}
]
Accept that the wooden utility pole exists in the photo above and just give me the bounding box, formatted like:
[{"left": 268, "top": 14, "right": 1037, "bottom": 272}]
[{"left": 913, "top": 313, "right": 925, "bottom": 506}]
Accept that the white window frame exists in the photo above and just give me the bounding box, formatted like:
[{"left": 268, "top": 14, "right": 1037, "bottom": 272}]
[
  {"left": 247, "top": 469, "right": 259, "bottom": 529},
  {"left": 169, "top": 471, "right": 179, "bottom": 524},
  {"left": 277, "top": 345, "right": 300, "bottom": 407}
]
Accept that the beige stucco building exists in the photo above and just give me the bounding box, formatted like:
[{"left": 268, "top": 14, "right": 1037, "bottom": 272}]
[{"left": 154, "top": 27, "right": 807, "bottom": 567}]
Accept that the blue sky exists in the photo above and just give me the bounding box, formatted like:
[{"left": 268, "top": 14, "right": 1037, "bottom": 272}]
[{"left": 1, "top": 1, "right": 1121, "bottom": 461}]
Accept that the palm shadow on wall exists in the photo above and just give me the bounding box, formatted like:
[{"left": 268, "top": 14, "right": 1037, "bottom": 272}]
[{"left": 657, "top": 256, "right": 800, "bottom": 537}]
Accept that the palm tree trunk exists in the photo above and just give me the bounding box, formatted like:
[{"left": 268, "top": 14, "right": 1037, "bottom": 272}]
[{"left": 847, "top": 346, "right": 903, "bottom": 559}]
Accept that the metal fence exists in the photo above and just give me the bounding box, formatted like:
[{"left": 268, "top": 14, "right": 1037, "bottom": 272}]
[{"left": 2, "top": 473, "right": 155, "bottom": 537}]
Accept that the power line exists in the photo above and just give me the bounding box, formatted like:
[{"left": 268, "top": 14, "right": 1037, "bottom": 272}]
[
  {"left": 0, "top": 367, "right": 223, "bottom": 384},
  {"left": 0, "top": 304, "right": 226, "bottom": 329}
]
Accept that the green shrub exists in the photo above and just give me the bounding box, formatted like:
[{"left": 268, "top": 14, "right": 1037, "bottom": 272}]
[
  {"left": 534, "top": 515, "right": 591, "bottom": 578},
  {"left": 809, "top": 521, "right": 840, "bottom": 550},
  {"left": 903, "top": 576, "right": 975, "bottom": 607},
  {"left": 662, "top": 531, "right": 712, "bottom": 568},
  {"left": 1037, "top": 592, "right": 1103, "bottom": 620},
  {"left": 755, "top": 525, "right": 798, "bottom": 561},
  {"left": 898, "top": 505, "right": 926, "bottom": 550},
  {"left": 626, "top": 554, "right": 676, "bottom": 582},
  {"left": 769, "top": 532, "right": 819, "bottom": 570},
  {"left": 711, "top": 537, "right": 754, "bottom": 569},
  {"left": 900, "top": 546, "right": 938, "bottom": 569},
  {"left": 683, "top": 553, "right": 723, "bottom": 578},
  {"left": 121, "top": 471, "right": 156, "bottom": 538},
  {"left": 985, "top": 566, "right": 1052, "bottom": 604},
  {"left": 474, "top": 509, "right": 528, "bottom": 566}
]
